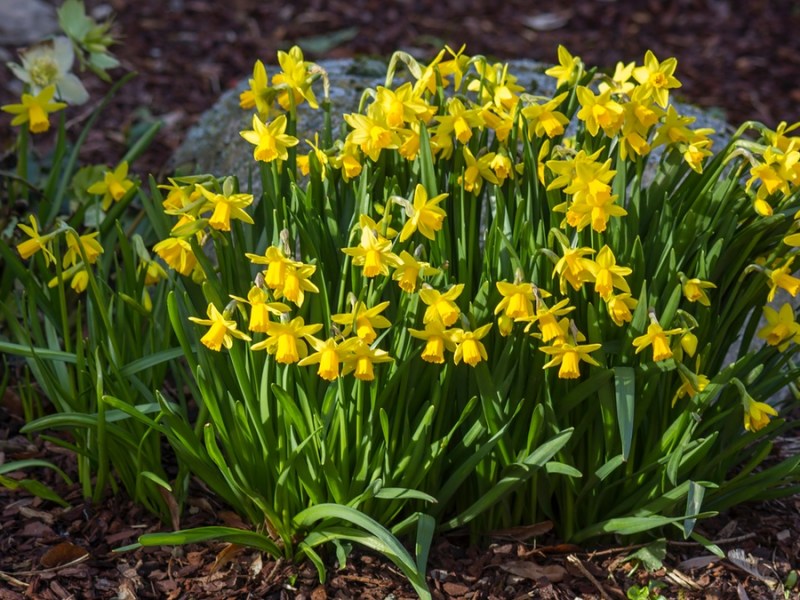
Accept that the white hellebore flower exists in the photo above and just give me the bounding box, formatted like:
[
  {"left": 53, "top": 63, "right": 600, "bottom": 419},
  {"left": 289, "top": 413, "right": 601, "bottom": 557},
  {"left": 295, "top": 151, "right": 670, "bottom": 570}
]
[{"left": 8, "top": 37, "right": 89, "bottom": 105}]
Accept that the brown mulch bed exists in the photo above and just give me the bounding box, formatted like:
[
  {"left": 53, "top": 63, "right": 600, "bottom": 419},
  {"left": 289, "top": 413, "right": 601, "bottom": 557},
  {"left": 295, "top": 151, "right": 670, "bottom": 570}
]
[{"left": 3, "top": 1, "right": 800, "bottom": 598}]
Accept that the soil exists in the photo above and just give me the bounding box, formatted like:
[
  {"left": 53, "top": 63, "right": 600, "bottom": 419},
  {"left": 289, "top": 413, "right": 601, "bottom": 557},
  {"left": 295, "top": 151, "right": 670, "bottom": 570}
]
[{"left": 2, "top": 1, "right": 800, "bottom": 598}]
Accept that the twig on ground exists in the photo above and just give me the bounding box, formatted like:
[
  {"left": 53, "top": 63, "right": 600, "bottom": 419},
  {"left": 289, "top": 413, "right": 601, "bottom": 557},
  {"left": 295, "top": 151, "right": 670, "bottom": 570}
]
[{"left": 567, "top": 554, "right": 612, "bottom": 600}]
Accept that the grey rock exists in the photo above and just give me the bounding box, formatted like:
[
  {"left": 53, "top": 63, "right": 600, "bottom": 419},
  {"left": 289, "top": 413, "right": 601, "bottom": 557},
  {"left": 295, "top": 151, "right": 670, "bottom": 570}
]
[
  {"left": 171, "top": 57, "right": 734, "bottom": 195},
  {"left": 0, "top": 0, "right": 59, "bottom": 46}
]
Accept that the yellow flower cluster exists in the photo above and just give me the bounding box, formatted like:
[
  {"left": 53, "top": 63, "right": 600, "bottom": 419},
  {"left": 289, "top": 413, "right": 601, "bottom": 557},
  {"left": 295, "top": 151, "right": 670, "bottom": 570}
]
[{"left": 150, "top": 44, "right": 794, "bottom": 433}]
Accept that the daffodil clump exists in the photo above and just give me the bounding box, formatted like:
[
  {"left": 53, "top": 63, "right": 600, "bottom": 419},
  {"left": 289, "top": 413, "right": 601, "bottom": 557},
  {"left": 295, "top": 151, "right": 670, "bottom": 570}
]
[
  {"left": 4, "top": 33, "right": 800, "bottom": 591},
  {"left": 140, "top": 42, "right": 800, "bottom": 551}
]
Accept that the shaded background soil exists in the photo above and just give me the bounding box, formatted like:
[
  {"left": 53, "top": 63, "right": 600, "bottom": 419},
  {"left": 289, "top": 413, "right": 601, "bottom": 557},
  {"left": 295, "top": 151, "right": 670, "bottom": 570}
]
[
  {"left": 2, "top": 1, "right": 800, "bottom": 598},
  {"left": 3, "top": 0, "right": 800, "bottom": 175}
]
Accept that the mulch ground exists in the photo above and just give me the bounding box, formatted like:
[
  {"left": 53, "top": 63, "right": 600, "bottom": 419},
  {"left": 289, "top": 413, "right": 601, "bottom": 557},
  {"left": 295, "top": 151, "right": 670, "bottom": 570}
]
[{"left": 2, "top": 0, "right": 800, "bottom": 598}]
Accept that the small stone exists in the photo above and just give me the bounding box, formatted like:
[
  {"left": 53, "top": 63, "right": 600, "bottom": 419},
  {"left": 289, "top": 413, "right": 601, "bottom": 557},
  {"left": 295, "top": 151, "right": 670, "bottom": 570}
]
[{"left": 0, "top": 0, "right": 59, "bottom": 46}]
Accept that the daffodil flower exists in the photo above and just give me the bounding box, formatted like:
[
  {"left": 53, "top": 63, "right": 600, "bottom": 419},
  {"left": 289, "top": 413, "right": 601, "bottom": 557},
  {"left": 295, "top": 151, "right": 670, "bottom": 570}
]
[
  {"left": 632, "top": 50, "right": 681, "bottom": 108},
  {"left": 332, "top": 301, "right": 391, "bottom": 344},
  {"left": 2, "top": 85, "right": 66, "bottom": 134},
  {"left": 63, "top": 231, "right": 103, "bottom": 267},
  {"left": 632, "top": 319, "right": 683, "bottom": 362},
  {"left": 340, "top": 338, "right": 393, "bottom": 381},
  {"left": 419, "top": 284, "right": 465, "bottom": 327},
  {"left": 298, "top": 337, "right": 346, "bottom": 381},
  {"left": 229, "top": 286, "right": 289, "bottom": 333},
  {"left": 251, "top": 316, "right": 322, "bottom": 364},
  {"left": 188, "top": 303, "right": 251, "bottom": 352},
  {"left": 275, "top": 264, "right": 320, "bottom": 307},
  {"left": 682, "top": 276, "right": 716, "bottom": 306},
  {"left": 757, "top": 303, "right": 800, "bottom": 350},
  {"left": 196, "top": 184, "right": 254, "bottom": 231},
  {"left": 16, "top": 215, "right": 57, "bottom": 265},
  {"left": 766, "top": 258, "right": 800, "bottom": 302},
  {"left": 408, "top": 320, "right": 458, "bottom": 364},
  {"left": 606, "top": 293, "right": 638, "bottom": 327},
  {"left": 87, "top": 162, "right": 135, "bottom": 211},
  {"left": 452, "top": 323, "right": 493, "bottom": 367},
  {"left": 398, "top": 184, "right": 448, "bottom": 242},
  {"left": 589, "top": 246, "right": 631, "bottom": 300},
  {"left": 153, "top": 236, "right": 197, "bottom": 276},
  {"left": 341, "top": 227, "right": 401, "bottom": 278},
  {"left": 246, "top": 246, "right": 302, "bottom": 290},
  {"left": 494, "top": 281, "right": 536, "bottom": 320},
  {"left": 540, "top": 340, "right": 602, "bottom": 379},
  {"left": 545, "top": 45, "right": 582, "bottom": 88},
  {"left": 240, "top": 114, "right": 299, "bottom": 163},
  {"left": 392, "top": 251, "right": 439, "bottom": 293}
]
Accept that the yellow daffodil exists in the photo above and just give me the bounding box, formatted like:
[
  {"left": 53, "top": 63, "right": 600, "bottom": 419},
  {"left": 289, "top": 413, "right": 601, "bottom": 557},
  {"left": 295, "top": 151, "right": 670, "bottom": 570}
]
[
  {"left": 521, "top": 92, "right": 569, "bottom": 138},
  {"left": 672, "top": 368, "right": 709, "bottom": 406},
  {"left": 272, "top": 45, "right": 319, "bottom": 110},
  {"left": 392, "top": 251, "right": 439, "bottom": 293},
  {"left": 552, "top": 244, "right": 596, "bottom": 294},
  {"left": 2, "top": 85, "right": 66, "bottom": 134},
  {"left": 342, "top": 227, "right": 401, "bottom": 278},
  {"left": 332, "top": 300, "right": 392, "bottom": 344},
  {"left": 545, "top": 45, "right": 582, "bottom": 88},
  {"left": 632, "top": 50, "right": 681, "bottom": 108},
  {"left": 433, "top": 97, "right": 484, "bottom": 146},
  {"left": 275, "top": 264, "right": 319, "bottom": 307},
  {"left": 682, "top": 276, "right": 716, "bottom": 306},
  {"left": 540, "top": 339, "right": 602, "bottom": 379},
  {"left": 16, "top": 215, "right": 56, "bottom": 265},
  {"left": 188, "top": 303, "right": 251, "bottom": 352},
  {"left": 153, "top": 236, "right": 197, "bottom": 276},
  {"left": 758, "top": 303, "right": 800, "bottom": 350},
  {"left": 230, "top": 286, "right": 289, "bottom": 333},
  {"left": 141, "top": 259, "right": 167, "bottom": 286},
  {"left": 458, "top": 145, "right": 499, "bottom": 195},
  {"left": 408, "top": 320, "right": 458, "bottom": 364},
  {"left": 742, "top": 394, "right": 779, "bottom": 432},
  {"left": 419, "top": 284, "right": 464, "bottom": 327},
  {"left": 246, "top": 246, "right": 302, "bottom": 290},
  {"left": 576, "top": 86, "right": 624, "bottom": 138},
  {"left": 197, "top": 184, "right": 254, "bottom": 231},
  {"left": 87, "top": 162, "right": 135, "bottom": 211},
  {"left": 48, "top": 263, "right": 91, "bottom": 293},
  {"left": 632, "top": 318, "right": 683, "bottom": 361},
  {"left": 239, "top": 59, "right": 272, "bottom": 115},
  {"left": 494, "top": 281, "right": 536, "bottom": 320},
  {"left": 298, "top": 337, "right": 346, "bottom": 381},
  {"left": 343, "top": 112, "right": 400, "bottom": 162},
  {"left": 521, "top": 297, "right": 575, "bottom": 343},
  {"left": 606, "top": 293, "right": 638, "bottom": 327},
  {"left": 766, "top": 258, "right": 800, "bottom": 302},
  {"left": 589, "top": 246, "right": 631, "bottom": 300},
  {"left": 340, "top": 338, "right": 393, "bottom": 381},
  {"left": 63, "top": 231, "right": 103, "bottom": 267},
  {"left": 251, "top": 316, "right": 322, "bottom": 363},
  {"left": 398, "top": 184, "right": 448, "bottom": 242},
  {"left": 240, "top": 113, "right": 299, "bottom": 163},
  {"left": 452, "top": 323, "right": 493, "bottom": 367}
]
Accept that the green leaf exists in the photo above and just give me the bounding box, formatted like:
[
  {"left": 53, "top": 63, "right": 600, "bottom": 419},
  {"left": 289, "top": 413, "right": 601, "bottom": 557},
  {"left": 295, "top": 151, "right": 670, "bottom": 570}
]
[
  {"left": 441, "top": 429, "right": 574, "bottom": 530},
  {"left": 134, "top": 526, "right": 282, "bottom": 556},
  {"left": 614, "top": 367, "right": 635, "bottom": 461},
  {"left": 624, "top": 539, "right": 667, "bottom": 571}
]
